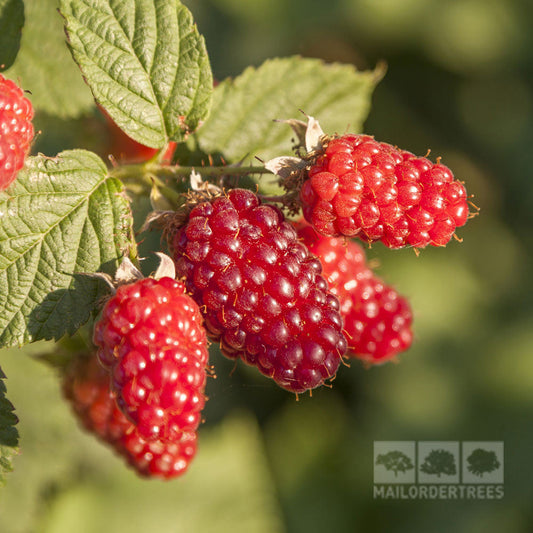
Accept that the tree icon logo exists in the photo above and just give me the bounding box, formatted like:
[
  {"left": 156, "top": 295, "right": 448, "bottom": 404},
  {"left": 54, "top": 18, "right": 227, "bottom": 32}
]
[
  {"left": 466, "top": 448, "right": 501, "bottom": 477},
  {"left": 419, "top": 449, "right": 457, "bottom": 477},
  {"left": 375, "top": 450, "right": 414, "bottom": 477}
]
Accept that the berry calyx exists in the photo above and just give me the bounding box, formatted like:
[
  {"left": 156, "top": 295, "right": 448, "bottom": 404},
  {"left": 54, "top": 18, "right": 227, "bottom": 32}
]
[
  {"left": 297, "top": 223, "right": 413, "bottom": 364},
  {"left": 0, "top": 74, "right": 34, "bottom": 190},
  {"left": 93, "top": 275, "right": 209, "bottom": 441},
  {"left": 169, "top": 188, "right": 348, "bottom": 393},
  {"left": 62, "top": 355, "right": 197, "bottom": 479}
]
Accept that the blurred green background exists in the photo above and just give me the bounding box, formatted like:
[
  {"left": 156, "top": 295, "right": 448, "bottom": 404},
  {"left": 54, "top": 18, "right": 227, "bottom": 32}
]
[{"left": 1, "top": 0, "right": 533, "bottom": 531}]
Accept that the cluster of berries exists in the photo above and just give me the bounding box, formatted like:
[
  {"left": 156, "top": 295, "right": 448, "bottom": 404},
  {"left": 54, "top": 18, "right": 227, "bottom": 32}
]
[
  {"left": 0, "top": 75, "right": 472, "bottom": 480},
  {"left": 61, "top": 118, "right": 472, "bottom": 480},
  {"left": 0, "top": 74, "right": 34, "bottom": 191}
]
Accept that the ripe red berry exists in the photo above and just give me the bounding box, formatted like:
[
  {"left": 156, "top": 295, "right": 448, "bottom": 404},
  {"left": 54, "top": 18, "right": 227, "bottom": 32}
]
[
  {"left": 170, "top": 188, "right": 348, "bottom": 393},
  {"left": 93, "top": 277, "right": 208, "bottom": 441},
  {"left": 0, "top": 74, "right": 34, "bottom": 190},
  {"left": 297, "top": 223, "right": 413, "bottom": 364},
  {"left": 300, "top": 134, "right": 471, "bottom": 248},
  {"left": 62, "top": 355, "right": 197, "bottom": 479}
]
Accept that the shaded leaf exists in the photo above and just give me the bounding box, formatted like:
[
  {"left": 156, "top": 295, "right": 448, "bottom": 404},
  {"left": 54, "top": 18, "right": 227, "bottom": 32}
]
[
  {"left": 195, "top": 56, "right": 382, "bottom": 163},
  {"left": 0, "top": 366, "right": 19, "bottom": 486},
  {"left": 5, "top": 0, "right": 94, "bottom": 118},
  {"left": 0, "top": 0, "right": 24, "bottom": 72}
]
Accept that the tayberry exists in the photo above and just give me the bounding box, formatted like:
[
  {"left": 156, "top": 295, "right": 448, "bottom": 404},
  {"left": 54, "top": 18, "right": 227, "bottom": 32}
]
[
  {"left": 170, "top": 188, "right": 348, "bottom": 393},
  {"left": 297, "top": 223, "right": 413, "bottom": 363},
  {"left": 0, "top": 74, "right": 34, "bottom": 190},
  {"left": 93, "top": 277, "right": 208, "bottom": 441},
  {"left": 299, "top": 134, "right": 471, "bottom": 248}
]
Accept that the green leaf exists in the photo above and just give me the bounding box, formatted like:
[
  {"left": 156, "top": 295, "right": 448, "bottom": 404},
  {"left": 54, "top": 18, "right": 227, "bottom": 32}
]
[
  {"left": 0, "top": 366, "right": 19, "bottom": 486},
  {"left": 5, "top": 0, "right": 95, "bottom": 118},
  {"left": 0, "top": 150, "right": 135, "bottom": 348},
  {"left": 195, "top": 56, "right": 382, "bottom": 163},
  {"left": 0, "top": 0, "right": 24, "bottom": 72},
  {"left": 60, "top": 0, "right": 213, "bottom": 148}
]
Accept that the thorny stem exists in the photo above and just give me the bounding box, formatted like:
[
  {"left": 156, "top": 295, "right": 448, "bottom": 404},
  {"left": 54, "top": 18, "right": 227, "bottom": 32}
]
[
  {"left": 112, "top": 162, "right": 271, "bottom": 181},
  {"left": 110, "top": 162, "right": 273, "bottom": 206}
]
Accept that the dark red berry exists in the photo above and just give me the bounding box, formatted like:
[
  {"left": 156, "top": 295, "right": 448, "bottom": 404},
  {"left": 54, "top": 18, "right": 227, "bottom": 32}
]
[
  {"left": 170, "top": 188, "right": 347, "bottom": 393},
  {"left": 0, "top": 74, "right": 34, "bottom": 190},
  {"left": 297, "top": 223, "right": 413, "bottom": 364},
  {"left": 93, "top": 277, "right": 208, "bottom": 441},
  {"left": 299, "top": 134, "right": 471, "bottom": 248},
  {"left": 62, "top": 355, "right": 197, "bottom": 479}
]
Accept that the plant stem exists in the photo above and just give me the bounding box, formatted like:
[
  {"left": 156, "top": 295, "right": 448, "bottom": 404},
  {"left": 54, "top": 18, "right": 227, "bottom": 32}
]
[
  {"left": 112, "top": 163, "right": 271, "bottom": 182},
  {"left": 110, "top": 162, "right": 274, "bottom": 206}
]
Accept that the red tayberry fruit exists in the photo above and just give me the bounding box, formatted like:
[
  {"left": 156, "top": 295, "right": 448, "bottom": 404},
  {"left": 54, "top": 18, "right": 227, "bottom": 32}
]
[
  {"left": 169, "top": 188, "right": 348, "bottom": 393},
  {"left": 297, "top": 223, "right": 413, "bottom": 364},
  {"left": 300, "top": 134, "right": 471, "bottom": 248},
  {"left": 62, "top": 355, "right": 197, "bottom": 479},
  {"left": 93, "top": 277, "right": 209, "bottom": 441},
  {"left": 0, "top": 74, "right": 34, "bottom": 190}
]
